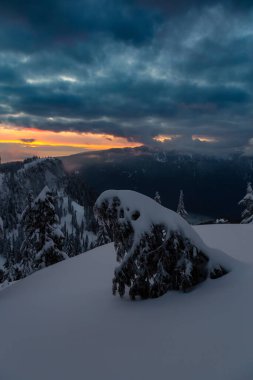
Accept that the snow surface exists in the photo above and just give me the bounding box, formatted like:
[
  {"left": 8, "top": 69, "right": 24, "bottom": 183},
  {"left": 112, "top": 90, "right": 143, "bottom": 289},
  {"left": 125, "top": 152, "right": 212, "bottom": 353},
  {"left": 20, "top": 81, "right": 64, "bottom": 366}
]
[
  {"left": 0, "top": 226, "right": 253, "bottom": 380},
  {"left": 195, "top": 224, "right": 253, "bottom": 263}
]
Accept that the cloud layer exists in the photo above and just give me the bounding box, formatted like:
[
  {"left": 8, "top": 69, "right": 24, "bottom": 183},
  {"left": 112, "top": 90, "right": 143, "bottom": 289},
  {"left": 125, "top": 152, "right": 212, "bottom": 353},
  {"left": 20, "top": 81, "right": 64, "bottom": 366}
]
[{"left": 0, "top": 0, "right": 253, "bottom": 157}]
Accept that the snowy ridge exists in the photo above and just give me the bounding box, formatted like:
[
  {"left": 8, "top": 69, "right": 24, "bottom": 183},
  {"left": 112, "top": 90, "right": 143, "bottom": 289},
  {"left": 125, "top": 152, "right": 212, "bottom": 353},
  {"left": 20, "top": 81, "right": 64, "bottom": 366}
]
[
  {"left": 18, "top": 157, "right": 50, "bottom": 173},
  {"left": 0, "top": 158, "right": 97, "bottom": 264}
]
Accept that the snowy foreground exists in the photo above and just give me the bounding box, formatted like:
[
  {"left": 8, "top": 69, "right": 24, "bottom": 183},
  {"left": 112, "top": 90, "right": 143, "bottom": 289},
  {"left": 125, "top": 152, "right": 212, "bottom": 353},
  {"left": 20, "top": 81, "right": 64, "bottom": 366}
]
[{"left": 1, "top": 225, "right": 253, "bottom": 380}]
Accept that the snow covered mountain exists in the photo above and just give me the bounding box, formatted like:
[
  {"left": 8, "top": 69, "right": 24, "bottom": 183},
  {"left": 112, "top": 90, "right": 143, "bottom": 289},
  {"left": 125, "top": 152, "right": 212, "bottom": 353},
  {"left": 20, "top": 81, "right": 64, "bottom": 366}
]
[
  {"left": 0, "top": 224, "right": 252, "bottom": 380},
  {"left": 0, "top": 157, "right": 97, "bottom": 265}
]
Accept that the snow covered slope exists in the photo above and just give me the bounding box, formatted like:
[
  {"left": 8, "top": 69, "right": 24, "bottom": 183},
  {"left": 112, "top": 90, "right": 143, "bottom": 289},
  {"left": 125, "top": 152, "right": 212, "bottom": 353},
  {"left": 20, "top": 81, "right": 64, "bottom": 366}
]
[
  {"left": 0, "top": 226, "right": 253, "bottom": 380},
  {"left": 195, "top": 224, "right": 253, "bottom": 263}
]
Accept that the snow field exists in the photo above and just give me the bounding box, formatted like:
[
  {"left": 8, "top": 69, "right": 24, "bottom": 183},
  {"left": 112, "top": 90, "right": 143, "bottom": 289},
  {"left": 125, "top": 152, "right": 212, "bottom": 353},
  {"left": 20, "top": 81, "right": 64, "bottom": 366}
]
[{"left": 0, "top": 225, "right": 253, "bottom": 380}]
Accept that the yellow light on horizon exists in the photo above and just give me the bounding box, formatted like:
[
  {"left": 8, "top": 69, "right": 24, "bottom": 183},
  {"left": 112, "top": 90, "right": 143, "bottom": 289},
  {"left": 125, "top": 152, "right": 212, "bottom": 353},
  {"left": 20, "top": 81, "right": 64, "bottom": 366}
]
[
  {"left": 153, "top": 134, "right": 181, "bottom": 143},
  {"left": 192, "top": 135, "right": 218, "bottom": 143},
  {"left": 0, "top": 125, "right": 142, "bottom": 161}
]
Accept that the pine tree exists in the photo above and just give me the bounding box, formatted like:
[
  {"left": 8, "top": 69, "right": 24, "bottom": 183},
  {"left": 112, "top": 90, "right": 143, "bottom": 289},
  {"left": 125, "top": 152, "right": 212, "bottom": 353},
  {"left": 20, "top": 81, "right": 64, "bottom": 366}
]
[
  {"left": 177, "top": 190, "right": 188, "bottom": 219},
  {"left": 64, "top": 233, "right": 75, "bottom": 257},
  {"left": 21, "top": 186, "right": 68, "bottom": 271},
  {"left": 95, "top": 224, "right": 111, "bottom": 247},
  {"left": 83, "top": 234, "right": 89, "bottom": 252},
  {"left": 238, "top": 182, "right": 253, "bottom": 223},
  {"left": 3, "top": 246, "right": 21, "bottom": 282},
  {"left": 19, "top": 191, "right": 36, "bottom": 278},
  {"left": 73, "top": 229, "right": 82, "bottom": 256},
  {"left": 154, "top": 191, "right": 161, "bottom": 204}
]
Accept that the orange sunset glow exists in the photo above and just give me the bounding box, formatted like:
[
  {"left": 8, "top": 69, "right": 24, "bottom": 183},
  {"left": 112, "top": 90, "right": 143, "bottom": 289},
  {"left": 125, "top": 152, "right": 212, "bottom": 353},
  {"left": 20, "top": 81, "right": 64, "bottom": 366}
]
[
  {"left": 0, "top": 125, "right": 142, "bottom": 162},
  {"left": 153, "top": 134, "right": 181, "bottom": 143}
]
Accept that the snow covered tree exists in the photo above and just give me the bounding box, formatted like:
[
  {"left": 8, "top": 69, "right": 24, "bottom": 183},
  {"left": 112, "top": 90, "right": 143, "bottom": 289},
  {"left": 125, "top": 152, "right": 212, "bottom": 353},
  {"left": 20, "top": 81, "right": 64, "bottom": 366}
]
[
  {"left": 19, "top": 191, "right": 36, "bottom": 278},
  {"left": 177, "top": 190, "right": 188, "bottom": 219},
  {"left": 64, "top": 233, "right": 75, "bottom": 257},
  {"left": 83, "top": 234, "right": 89, "bottom": 252},
  {"left": 238, "top": 182, "right": 253, "bottom": 223},
  {"left": 94, "top": 224, "right": 111, "bottom": 247},
  {"left": 3, "top": 251, "right": 21, "bottom": 282},
  {"left": 21, "top": 186, "right": 68, "bottom": 271},
  {"left": 154, "top": 191, "right": 161, "bottom": 204},
  {"left": 94, "top": 190, "right": 229, "bottom": 300},
  {"left": 94, "top": 206, "right": 112, "bottom": 248}
]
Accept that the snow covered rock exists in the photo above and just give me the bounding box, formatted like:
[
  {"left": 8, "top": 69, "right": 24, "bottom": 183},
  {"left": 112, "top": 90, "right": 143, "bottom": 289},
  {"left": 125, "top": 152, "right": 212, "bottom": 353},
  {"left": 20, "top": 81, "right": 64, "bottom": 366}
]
[{"left": 94, "top": 190, "right": 233, "bottom": 299}]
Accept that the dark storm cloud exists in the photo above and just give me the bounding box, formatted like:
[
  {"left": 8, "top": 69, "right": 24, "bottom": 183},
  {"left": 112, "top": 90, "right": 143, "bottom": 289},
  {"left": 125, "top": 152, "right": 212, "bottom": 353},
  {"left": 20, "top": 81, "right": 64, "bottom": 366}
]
[
  {"left": 138, "top": 0, "right": 253, "bottom": 12},
  {"left": 0, "top": 0, "right": 253, "bottom": 155},
  {"left": 0, "top": 0, "right": 161, "bottom": 51}
]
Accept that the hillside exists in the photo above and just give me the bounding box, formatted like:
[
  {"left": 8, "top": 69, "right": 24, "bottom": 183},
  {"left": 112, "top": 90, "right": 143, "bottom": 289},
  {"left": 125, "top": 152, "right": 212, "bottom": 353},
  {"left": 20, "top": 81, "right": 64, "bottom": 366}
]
[
  {"left": 0, "top": 224, "right": 253, "bottom": 380},
  {"left": 0, "top": 157, "right": 97, "bottom": 261}
]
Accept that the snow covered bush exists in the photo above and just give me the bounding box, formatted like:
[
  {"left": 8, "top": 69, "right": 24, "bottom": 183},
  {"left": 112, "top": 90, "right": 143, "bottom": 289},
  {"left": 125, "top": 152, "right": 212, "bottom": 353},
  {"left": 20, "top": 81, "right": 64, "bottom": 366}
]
[{"left": 94, "top": 190, "right": 231, "bottom": 299}]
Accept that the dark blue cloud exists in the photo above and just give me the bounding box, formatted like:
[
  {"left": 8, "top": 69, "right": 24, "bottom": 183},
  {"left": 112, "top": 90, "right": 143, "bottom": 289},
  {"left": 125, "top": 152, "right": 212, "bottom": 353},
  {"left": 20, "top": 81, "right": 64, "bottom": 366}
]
[
  {"left": 0, "top": 0, "right": 253, "bottom": 155},
  {"left": 0, "top": 0, "right": 162, "bottom": 51}
]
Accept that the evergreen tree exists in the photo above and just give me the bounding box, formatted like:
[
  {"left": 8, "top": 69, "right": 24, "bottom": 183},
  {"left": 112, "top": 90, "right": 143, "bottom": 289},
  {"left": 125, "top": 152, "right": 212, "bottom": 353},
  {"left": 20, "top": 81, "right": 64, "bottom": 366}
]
[
  {"left": 94, "top": 224, "right": 111, "bottom": 247},
  {"left": 73, "top": 229, "right": 82, "bottom": 256},
  {"left": 19, "top": 191, "right": 36, "bottom": 278},
  {"left": 177, "top": 190, "right": 188, "bottom": 219},
  {"left": 154, "top": 191, "right": 161, "bottom": 204},
  {"left": 21, "top": 186, "right": 68, "bottom": 271},
  {"left": 64, "top": 233, "right": 75, "bottom": 257},
  {"left": 238, "top": 182, "right": 253, "bottom": 223},
  {"left": 83, "top": 235, "right": 89, "bottom": 252},
  {"left": 4, "top": 251, "right": 22, "bottom": 282}
]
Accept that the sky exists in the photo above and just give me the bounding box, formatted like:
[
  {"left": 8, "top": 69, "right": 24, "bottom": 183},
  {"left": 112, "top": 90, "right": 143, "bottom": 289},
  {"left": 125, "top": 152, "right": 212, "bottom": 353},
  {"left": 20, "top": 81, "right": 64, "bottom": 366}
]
[{"left": 0, "top": 0, "right": 253, "bottom": 162}]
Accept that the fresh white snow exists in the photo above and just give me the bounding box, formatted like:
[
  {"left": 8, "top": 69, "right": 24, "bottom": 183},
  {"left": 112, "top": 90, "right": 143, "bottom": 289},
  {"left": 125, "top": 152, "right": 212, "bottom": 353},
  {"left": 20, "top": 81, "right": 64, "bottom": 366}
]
[
  {"left": 0, "top": 225, "right": 253, "bottom": 380},
  {"left": 195, "top": 224, "right": 253, "bottom": 263}
]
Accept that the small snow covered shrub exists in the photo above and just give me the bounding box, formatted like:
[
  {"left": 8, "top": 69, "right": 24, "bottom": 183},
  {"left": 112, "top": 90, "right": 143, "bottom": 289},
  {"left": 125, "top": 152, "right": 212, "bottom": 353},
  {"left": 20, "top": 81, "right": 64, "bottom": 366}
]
[{"left": 94, "top": 190, "right": 229, "bottom": 300}]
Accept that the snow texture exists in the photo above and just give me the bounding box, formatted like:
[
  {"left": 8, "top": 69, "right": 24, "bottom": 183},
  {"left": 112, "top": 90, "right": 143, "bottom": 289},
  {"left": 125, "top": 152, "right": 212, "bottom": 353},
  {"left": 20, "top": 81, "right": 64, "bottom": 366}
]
[{"left": 0, "top": 225, "right": 252, "bottom": 380}]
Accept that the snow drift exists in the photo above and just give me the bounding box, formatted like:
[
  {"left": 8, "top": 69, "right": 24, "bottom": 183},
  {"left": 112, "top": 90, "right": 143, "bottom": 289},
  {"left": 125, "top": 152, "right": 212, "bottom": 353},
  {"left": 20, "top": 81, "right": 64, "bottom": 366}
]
[
  {"left": 94, "top": 190, "right": 236, "bottom": 299},
  {"left": 0, "top": 225, "right": 252, "bottom": 380}
]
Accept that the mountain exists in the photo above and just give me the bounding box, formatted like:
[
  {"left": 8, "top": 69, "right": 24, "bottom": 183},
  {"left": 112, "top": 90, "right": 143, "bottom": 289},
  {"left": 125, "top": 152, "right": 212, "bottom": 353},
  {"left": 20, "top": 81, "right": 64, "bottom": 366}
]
[
  {"left": 0, "top": 157, "right": 97, "bottom": 263},
  {"left": 60, "top": 147, "right": 253, "bottom": 222},
  {"left": 0, "top": 224, "right": 252, "bottom": 380}
]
